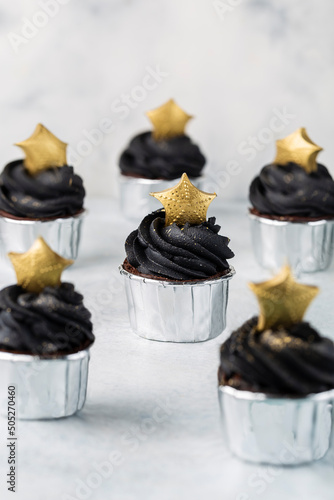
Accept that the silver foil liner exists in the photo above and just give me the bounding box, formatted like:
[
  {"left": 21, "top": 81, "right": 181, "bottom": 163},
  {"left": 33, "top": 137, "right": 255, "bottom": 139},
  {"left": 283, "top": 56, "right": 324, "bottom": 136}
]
[
  {"left": 249, "top": 213, "right": 334, "bottom": 273},
  {"left": 119, "top": 175, "right": 205, "bottom": 222},
  {"left": 120, "top": 265, "right": 235, "bottom": 342},
  {"left": 0, "top": 349, "right": 90, "bottom": 420},
  {"left": 0, "top": 211, "right": 85, "bottom": 261},
  {"left": 218, "top": 385, "right": 334, "bottom": 465}
]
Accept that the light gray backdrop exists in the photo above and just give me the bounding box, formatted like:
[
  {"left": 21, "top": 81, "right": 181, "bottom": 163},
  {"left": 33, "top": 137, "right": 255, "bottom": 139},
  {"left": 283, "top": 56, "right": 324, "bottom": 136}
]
[{"left": 1, "top": 0, "right": 333, "bottom": 200}]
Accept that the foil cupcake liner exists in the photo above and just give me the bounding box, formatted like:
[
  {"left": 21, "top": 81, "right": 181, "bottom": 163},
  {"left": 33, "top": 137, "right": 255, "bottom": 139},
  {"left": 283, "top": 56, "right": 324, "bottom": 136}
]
[
  {"left": 0, "top": 349, "right": 91, "bottom": 420},
  {"left": 249, "top": 213, "right": 334, "bottom": 273},
  {"left": 218, "top": 385, "right": 334, "bottom": 465},
  {"left": 119, "top": 175, "right": 205, "bottom": 222},
  {"left": 0, "top": 211, "right": 85, "bottom": 261},
  {"left": 120, "top": 265, "right": 235, "bottom": 342}
]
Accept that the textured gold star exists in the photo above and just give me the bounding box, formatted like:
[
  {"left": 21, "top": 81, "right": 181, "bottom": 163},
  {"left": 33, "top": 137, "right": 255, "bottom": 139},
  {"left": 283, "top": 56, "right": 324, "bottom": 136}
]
[
  {"left": 146, "top": 99, "right": 193, "bottom": 141},
  {"left": 249, "top": 266, "right": 319, "bottom": 331},
  {"left": 274, "top": 127, "right": 322, "bottom": 174},
  {"left": 8, "top": 237, "right": 73, "bottom": 294},
  {"left": 15, "top": 124, "right": 67, "bottom": 175},
  {"left": 150, "top": 173, "right": 216, "bottom": 226}
]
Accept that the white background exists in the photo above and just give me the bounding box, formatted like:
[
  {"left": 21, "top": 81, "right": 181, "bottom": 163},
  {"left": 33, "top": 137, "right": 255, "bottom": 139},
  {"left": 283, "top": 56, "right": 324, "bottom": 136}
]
[{"left": 1, "top": 0, "right": 334, "bottom": 200}]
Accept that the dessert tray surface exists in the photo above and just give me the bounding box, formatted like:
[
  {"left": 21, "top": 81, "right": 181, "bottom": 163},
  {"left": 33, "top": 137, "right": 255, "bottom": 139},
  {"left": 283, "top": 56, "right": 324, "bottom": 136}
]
[{"left": 0, "top": 198, "right": 333, "bottom": 500}]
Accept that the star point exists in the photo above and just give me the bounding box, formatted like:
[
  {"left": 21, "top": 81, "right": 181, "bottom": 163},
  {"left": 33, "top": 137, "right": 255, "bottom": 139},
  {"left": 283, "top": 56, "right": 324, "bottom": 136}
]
[
  {"left": 15, "top": 124, "right": 67, "bottom": 175},
  {"left": 146, "top": 99, "right": 193, "bottom": 141},
  {"left": 150, "top": 173, "right": 216, "bottom": 226},
  {"left": 274, "top": 127, "right": 322, "bottom": 174},
  {"left": 249, "top": 265, "right": 319, "bottom": 331},
  {"left": 8, "top": 237, "right": 73, "bottom": 294}
]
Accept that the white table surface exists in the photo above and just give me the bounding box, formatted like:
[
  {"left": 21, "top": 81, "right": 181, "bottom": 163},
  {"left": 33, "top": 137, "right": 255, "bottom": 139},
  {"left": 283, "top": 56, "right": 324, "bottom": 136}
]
[{"left": 0, "top": 198, "right": 333, "bottom": 500}]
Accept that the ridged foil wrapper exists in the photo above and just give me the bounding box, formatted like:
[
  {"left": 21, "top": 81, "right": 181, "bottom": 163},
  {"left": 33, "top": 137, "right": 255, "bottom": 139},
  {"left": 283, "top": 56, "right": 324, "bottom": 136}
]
[
  {"left": 0, "top": 211, "right": 85, "bottom": 261},
  {"left": 0, "top": 349, "right": 90, "bottom": 420},
  {"left": 249, "top": 213, "right": 334, "bottom": 273},
  {"left": 119, "top": 175, "right": 205, "bottom": 222},
  {"left": 218, "top": 385, "right": 334, "bottom": 465},
  {"left": 120, "top": 265, "right": 235, "bottom": 342}
]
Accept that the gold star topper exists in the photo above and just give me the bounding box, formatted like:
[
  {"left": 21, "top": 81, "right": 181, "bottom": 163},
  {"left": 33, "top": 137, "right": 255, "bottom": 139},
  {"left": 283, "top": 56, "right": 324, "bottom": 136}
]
[
  {"left": 146, "top": 99, "right": 193, "bottom": 141},
  {"left": 8, "top": 237, "right": 73, "bottom": 294},
  {"left": 274, "top": 127, "right": 322, "bottom": 174},
  {"left": 15, "top": 124, "right": 67, "bottom": 175},
  {"left": 150, "top": 173, "right": 216, "bottom": 226},
  {"left": 249, "top": 265, "right": 319, "bottom": 331}
]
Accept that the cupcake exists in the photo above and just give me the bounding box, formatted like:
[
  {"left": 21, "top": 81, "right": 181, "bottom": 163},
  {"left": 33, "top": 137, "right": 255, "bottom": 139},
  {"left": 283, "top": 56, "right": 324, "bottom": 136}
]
[
  {"left": 119, "top": 99, "right": 206, "bottom": 221},
  {"left": 120, "top": 173, "right": 235, "bottom": 342},
  {"left": 249, "top": 128, "right": 334, "bottom": 272},
  {"left": 0, "top": 124, "right": 86, "bottom": 260},
  {"left": 218, "top": 266, "right": 334, "bottom": 464},
  {"left": 0, "top": 237, "right": 94, "bottom": 419}
]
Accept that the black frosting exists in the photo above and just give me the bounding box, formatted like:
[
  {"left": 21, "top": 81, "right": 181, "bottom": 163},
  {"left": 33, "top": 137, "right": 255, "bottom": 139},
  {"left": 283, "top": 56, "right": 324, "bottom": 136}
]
[
  {"left": 219, "top": 317, "right": 334, "bottom": 396},
  {"left": 0, "top": 160, "right": 85, "bottom": 218},
  {"left": 0, "top": 284, "right": 94, "bottom": 356},
  {"left": 249, "top": 162, "right": 334, "bottom": 218},
  {"left": 125, "top": 209, "right": 234, "bottom": 280},
  {"left": 119, "top": 131, "right": 205, "bottom": 180}
]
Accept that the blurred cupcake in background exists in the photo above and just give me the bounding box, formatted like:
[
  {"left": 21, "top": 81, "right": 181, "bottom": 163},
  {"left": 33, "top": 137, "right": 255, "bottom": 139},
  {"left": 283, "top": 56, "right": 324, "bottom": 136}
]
[
  {"left": 0, "top": 237, "right": 95, "bottom": 419},
  {"left": 218, "top": 266, "right": 334, "bottom": 465},
  {"left": 119, "top": 99, "right": 206, "bottom": 221},
  {"left": 120, "top": 173, "right": 235, "bottom": 342},
  {"left": 249, "top": 128, "right": 334, "bottom": 273},
  {"left": 0, "top": 124, "right": 86, "bottom": 260}
]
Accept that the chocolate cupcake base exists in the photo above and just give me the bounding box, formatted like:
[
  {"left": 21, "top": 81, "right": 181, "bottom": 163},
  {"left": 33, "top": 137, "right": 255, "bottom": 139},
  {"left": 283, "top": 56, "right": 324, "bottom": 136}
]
[
  {"left": 249, "top": 211, "right": 334, "bottom": 273},
  {"left": 218, "top": 385, "right": 334, "bottom": 465},
  {"left": 0, "top": 210, "right": 85, "bottom": 261},
  {"left": 119, "top": 263, "right": 235, "bottom": 343}
]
